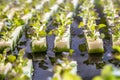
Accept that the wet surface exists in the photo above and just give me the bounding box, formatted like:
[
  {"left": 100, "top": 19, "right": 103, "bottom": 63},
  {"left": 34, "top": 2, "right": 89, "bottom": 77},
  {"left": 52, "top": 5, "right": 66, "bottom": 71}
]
[
  {"left": 16, "top": 18, "right": 120, "bottom": 80},
  {"left": 31, "top": 19, "right": 111, "bottom": 80}
]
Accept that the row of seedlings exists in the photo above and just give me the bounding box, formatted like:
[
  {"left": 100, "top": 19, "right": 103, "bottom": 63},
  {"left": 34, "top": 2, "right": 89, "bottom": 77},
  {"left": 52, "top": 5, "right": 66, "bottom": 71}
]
[
  {"left": 50, "top": 64, "right": 120, "bottom": 80},
  {"left": 30, "top": 0, "right": 66, "bottom": 53},
  {"left": 101, "top": 0, "right": 120, "bottom": 53},
  {"left": 39, "top": 1, "right": 82, "bottom": 78},
  {"left": 0, "top": 49, "right": 33, "bottom": 80},
  {"left": 0, "top": 0, "right": 42, "bottom": 51},
  {"left": 8, "top": 0, "right": 52, "bottom": 79},
  {"left": 30, "top": 0, "right": 80, "bottom": 53},
  {"left": 48, "top": 52, "right": 82, "bottom": 80},
  {"left": 9, "top": 0, "right": 52, "bottom": 78},
  {"left": 0, "top": 1, "right": 23, "bottom": 31},
  {"left": 0, "top": 0, "right": 19, "bottom": 16},
  {"left": 0, "top": 0, "right": 43, "bottom": 50},
  {"left": 78, "top": 0, "right": 105, "bottom": 54},
  {"left": 27, "top": 0, "right": 51, "bottom": 60},
  {"left": 25, "top": 0, "right": 61, "bottom": 59},
  {"left": 52, "top": 1, "right": 72, "bottom": 52},
  {"left": 51, "top": 0, "right": 80, "bottom": 52},
  {"left": 0, "top": 0, "right": 42, "bottom": 79},
  {"left": 0, "top": 1, "right": 33, "bottom": 51},
  {"left": 30, "top": 0, "right": 54, "bottom": 53}
]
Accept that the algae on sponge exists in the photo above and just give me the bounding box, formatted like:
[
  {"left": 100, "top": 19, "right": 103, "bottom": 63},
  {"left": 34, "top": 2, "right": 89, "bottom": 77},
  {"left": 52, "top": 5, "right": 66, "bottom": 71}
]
[
  {"left": 88, "top": 48, "right": 104, "bottom": 55},
  {"left": 32, "top": 37, "right": 47, "bottom": 53},
  {"left": 54, "top": 25, "right": 71, "bottom": 52},
  {"left": 112, "top": 46, "right": 120, "bottom": 53},
  {"left": 84, "top": 31, "right": 104, "bottom": 54},
  {"left": 112, "top": 35, "right": 120, "bottom": 53}
]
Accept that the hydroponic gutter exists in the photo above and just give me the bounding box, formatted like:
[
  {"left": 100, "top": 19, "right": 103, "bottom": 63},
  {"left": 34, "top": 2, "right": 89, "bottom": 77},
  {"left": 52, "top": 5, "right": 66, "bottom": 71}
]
[
  {"left": 31, "top": 0, "right": 50, "bottom": 53},
  {"left": 31, "top": 0, "right": 65, "bottom": 53},
  {"left": 0, "top": 8, "right": 33, "bottom": 51},
  {"left": 102, "top": 0, "right": 120, "bottom": 53},
  {"left": 80, "top": 0, "right": 104, "bottom": 54},
  {"left": 54, "top": 0, "right": 79, "bottom": 52}
]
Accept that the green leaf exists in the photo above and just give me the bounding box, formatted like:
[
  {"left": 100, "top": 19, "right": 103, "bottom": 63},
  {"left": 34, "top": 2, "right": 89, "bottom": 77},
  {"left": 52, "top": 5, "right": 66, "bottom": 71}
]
[
  {"left": 0, "top": 14, "right": 7, "bottom": 19},
  {"left": 91, "top": 26, "right": 95, "bottom": 31},
  {"left": 63, "top": 72, "right": 82, "bottom": 80},
  {"left": 70, "top": 62, "right": 77, "bottom": 67},
  {"left": 18, "top": 49, "right": 25, "bottom": 57},
  {"left": 113, "top": 46, "right": 120, "bottom": 53},
  {"left": 48, "top": 31, "right": 53, "bottom": 36},
  {"left": 52, "top": 77, "right": 59, "bottom": 80},
  {"left": 78, "top": 22, "right": 84, "bottom": 28},
  {"left": 39, "top": 30, "right": 46, "bottom": 37},
  {"left": 50, "top": 0, "right": 56, "bottom": 6},
  {"left": 100, "top": 33, "right": 105, "bottom": 39},
  {"left": 115, "top": 55, "right": 120, "bottom": 60},
  {"left": 0, "top": 74, "right": 5, "bottom": 80},
  {"left": 69, "top": 49, "right": 74, "bottom": 56},
  {"left": 92, "top": 76, "right": 103, "bottom": 80},
  {"left": 23, "top": 9, "right": 30, "bottom": 14},
  {"left": 0, "top": 54, "right": 2, "bottom": 61},
  {"left": 7, "top": 55, "right": 16, "bottom": 63},
  {"left": 66, "top": 19, "right": 72, "bottom": 25},
  {"left": 101, "top": 65, "right": 112, "bottom": 76},
  {"left": 98, "top": 24, "right": 106, "bottom": 30}
]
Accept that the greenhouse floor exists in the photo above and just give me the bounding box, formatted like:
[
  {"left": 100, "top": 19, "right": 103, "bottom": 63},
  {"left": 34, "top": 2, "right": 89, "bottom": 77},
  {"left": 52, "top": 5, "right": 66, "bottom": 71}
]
[{"left": 15, "top": 19, "right": 119, "bottom": 80}]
